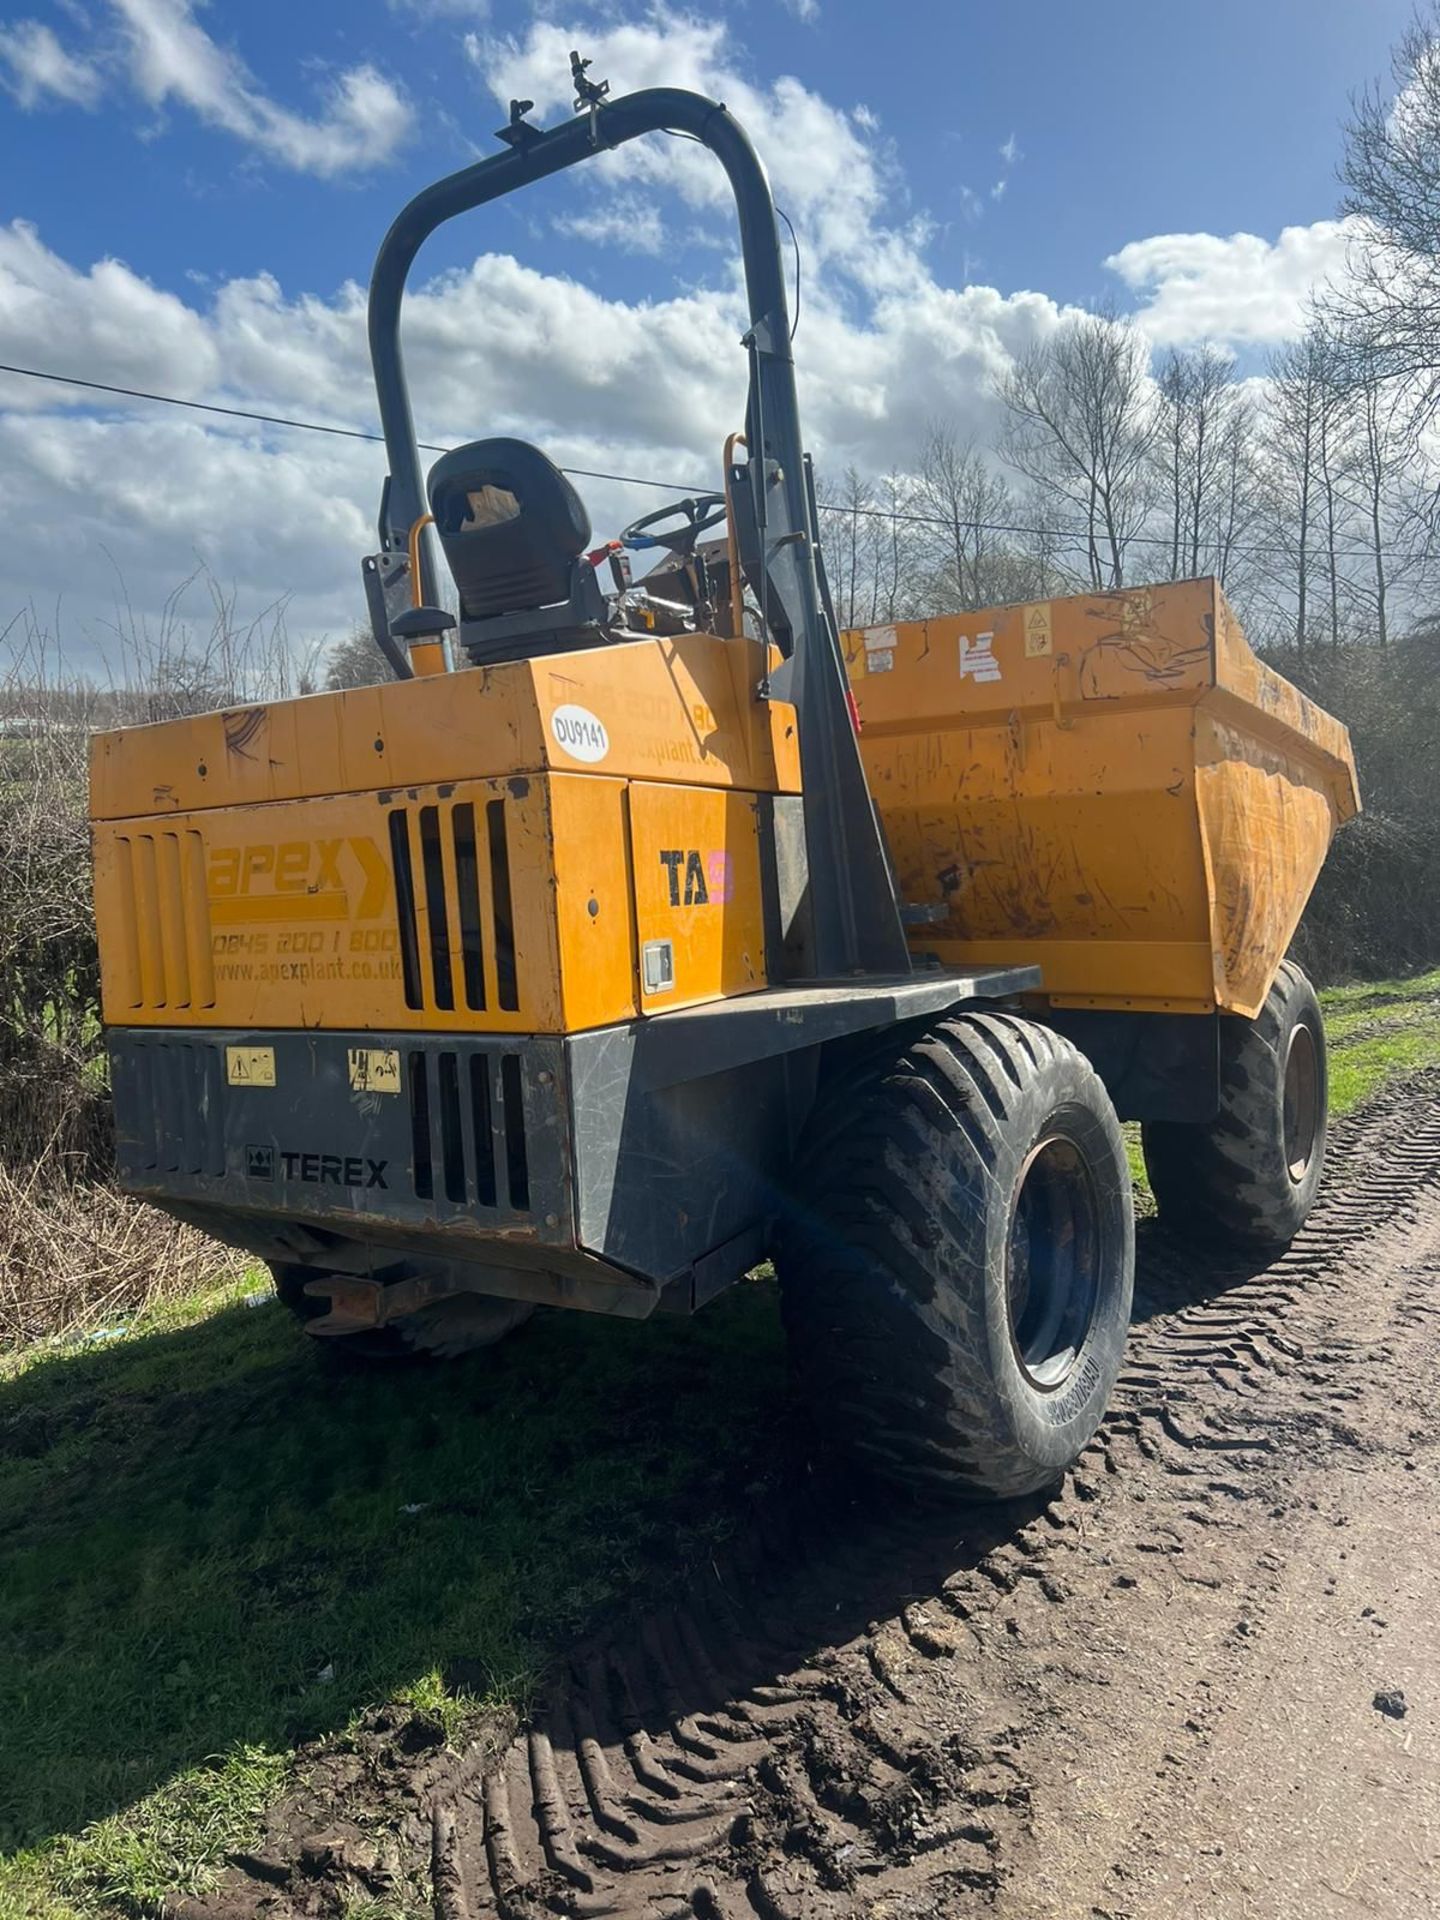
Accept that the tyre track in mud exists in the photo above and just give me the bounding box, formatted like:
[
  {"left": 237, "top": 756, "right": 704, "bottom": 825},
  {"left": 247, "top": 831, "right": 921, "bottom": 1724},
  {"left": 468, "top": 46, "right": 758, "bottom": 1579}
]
[
  {"left": 199, "top": 1079, "right": 1440, "bottom": 1920},
  {"left": 421, "top": 1081, "right": 1440, "bottom": 1920}
]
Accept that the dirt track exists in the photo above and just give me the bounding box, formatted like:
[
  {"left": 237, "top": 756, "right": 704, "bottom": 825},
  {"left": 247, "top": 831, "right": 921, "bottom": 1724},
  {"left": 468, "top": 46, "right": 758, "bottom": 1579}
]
[{"left": 200, "top": 1083, "right": 1440, "bottom": 1920}]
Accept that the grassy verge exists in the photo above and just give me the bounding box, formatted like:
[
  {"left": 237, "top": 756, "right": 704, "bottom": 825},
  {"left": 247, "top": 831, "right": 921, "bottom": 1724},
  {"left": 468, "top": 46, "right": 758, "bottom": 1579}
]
[
  {"left": 1320, "top": 965, "right": 1440, "bottom": 1114},
  {"left": 5, "top": 963, "right": 1440, "bottom": 1917}
]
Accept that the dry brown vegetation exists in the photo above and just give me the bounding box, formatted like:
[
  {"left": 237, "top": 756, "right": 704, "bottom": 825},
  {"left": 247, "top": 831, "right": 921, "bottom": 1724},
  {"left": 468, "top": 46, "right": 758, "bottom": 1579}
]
[
  {"left": 0, "top": 591, "right": 320, "bottom": 1351},
  {"left": 0, "top": 1162, "right": 229, "bottom": 1349}
]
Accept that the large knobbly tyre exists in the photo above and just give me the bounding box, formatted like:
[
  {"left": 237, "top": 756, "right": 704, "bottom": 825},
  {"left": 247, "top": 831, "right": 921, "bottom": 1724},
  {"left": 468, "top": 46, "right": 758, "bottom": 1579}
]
[
  {"left": 776, "top": 1013, "right": 1135, "bottom": 1501},
  {"left": 271, "top": 1264, "right": 534, "bottom": 1360},
  {"left": 1142, "top": 958, "right": 1327, "bottom": 1253}
]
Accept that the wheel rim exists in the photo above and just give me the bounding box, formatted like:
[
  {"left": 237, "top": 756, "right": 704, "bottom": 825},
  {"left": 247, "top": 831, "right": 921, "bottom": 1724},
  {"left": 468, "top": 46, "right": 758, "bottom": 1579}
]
[
  {"left": 1283, "top": 1022, "right": 1321, "bottom": 1184},
  {"left": 1006, "top": 1134, "right": 1102, "bottom": 1391}
]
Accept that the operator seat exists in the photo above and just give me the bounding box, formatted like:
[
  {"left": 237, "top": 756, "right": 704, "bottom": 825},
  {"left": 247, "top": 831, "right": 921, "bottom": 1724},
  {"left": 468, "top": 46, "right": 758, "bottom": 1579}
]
[{"left": 427, "top": 438, "right": 609, "bottom": 666}]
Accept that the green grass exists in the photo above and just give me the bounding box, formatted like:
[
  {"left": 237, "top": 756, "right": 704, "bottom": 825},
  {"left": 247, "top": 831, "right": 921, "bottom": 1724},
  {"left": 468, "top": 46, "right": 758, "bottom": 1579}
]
[
  {"left": 1320, "top": 965, "right": 1440, "bottom": 1114},
  {"left": 0, "top": 1274, "right": 789, "bottom": 1917},
  {"left": 3, "top": 1750, "right": 289, "bottom": 1920},
  {"left": 6, "top": 961, "right": 1440, "bottom": 1917}
]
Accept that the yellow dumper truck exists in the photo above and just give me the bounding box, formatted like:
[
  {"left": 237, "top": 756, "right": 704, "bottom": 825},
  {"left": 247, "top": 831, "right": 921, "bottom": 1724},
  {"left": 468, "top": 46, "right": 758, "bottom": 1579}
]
[{"left": 87, "top": 69, "right": 1358, "bottom": 1500}]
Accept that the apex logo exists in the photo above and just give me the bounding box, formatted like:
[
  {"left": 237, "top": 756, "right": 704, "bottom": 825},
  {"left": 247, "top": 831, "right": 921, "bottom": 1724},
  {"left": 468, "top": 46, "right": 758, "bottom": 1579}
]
[
  {"left": 658, "top": 849, "right": 733, "bottom": 907},
  {"left": 208, "top": 836, "right": 391, "bottom": 923}
]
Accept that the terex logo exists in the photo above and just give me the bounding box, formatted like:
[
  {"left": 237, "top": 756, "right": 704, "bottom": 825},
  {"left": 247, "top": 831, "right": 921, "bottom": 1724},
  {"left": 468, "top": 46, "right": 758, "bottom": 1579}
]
[
  {"left": 245, "top": 1144, "right": 388, "bottom": 1188},
  {"left": 280, "top": 1151, "right": 387, "bottom": 1189},
  {"left": 207, "top": 837, "right": 391, "bottom": 925}
]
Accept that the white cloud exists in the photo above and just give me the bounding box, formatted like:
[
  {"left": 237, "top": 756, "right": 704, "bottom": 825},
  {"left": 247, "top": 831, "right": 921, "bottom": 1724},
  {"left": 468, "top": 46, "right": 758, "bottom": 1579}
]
[
  {"left": 111, "top": 0, "right": 411, "bottom": 175},
  {"left": 0, "top": 19, "right": 104, "bottom": 109},
  {"left": 987, "top": 131, "right": 1021, "bottom": 206},
  {"left": 388, "top": 0, "right": 489, "bottom": 17},
  {"left": 1106, "top": 219, "right": 1361, "bottom": 346},
  {"left": 5, "top": 0, "right": 411, "bottom": 175},
  {"left": 553, "top": 194, "right": 667, "bottom": 256},
  {"left": 782, "top": 0, "right": 821, "bottom": 22},
  {"left": 0, "top": 221, "right": 219, "bottom": 401}
]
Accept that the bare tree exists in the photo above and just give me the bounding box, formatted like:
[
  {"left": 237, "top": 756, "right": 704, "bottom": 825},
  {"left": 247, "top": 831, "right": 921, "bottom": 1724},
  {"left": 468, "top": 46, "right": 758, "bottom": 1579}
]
[
  {"left": 825, "top": 466, "right": 876, "bottom": 630},
  {"left": 999, "top": 309, "right": 1157, "bottom": 588},
  {"left": 1315, "top": 345, "right": 1355, "bottom": 648},
  {"left": 1156, "top": 349, "right": 1191, "bottom": 579},
  {"left": 1210, "top": 393, "right": 1263, "bottom": 595},
  {"left": 865, "top": 470, "right": 917, "bottom": 625},
  {"left": 914, "top": 427, "right": 1018, "bottom": 608},
  {"left": 1335, "top": 352, "right": 1440, "bottom": 647},
  {"left": 1154, "top": 345, "right": 1236, "bottom": 577},
  {"left": 1356, "top": 371, "right": 1392, "bottom": 645},
  {"left": 326, "top": 623, "right": 391, "bottom": 690},
  {"left": 1330, "top": 4, "right": 1440, "bottom": 426},
  {"left": 1266, "top": 333, "right": 1328, "bottom": 647}
]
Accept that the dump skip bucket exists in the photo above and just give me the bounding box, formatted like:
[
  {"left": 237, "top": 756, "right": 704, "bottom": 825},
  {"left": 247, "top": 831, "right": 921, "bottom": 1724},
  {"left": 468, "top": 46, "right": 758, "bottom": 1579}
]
[{"left": 848, "top": 578, "right": 1359, "bottom": 1018}]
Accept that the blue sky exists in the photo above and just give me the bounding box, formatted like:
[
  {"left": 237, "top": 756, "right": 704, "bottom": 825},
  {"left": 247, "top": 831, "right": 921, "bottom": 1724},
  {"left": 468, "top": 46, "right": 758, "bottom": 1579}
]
[
  {"left": 0, "top": 0, "right": 1417, "bottom": 663},
  {"left": 3, "top": 1, "right": 1412, "bottom": 319}
]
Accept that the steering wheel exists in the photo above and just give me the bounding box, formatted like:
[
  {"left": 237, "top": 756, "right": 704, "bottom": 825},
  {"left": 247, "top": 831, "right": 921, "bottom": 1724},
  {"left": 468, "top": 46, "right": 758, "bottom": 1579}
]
[{"left": 620, "top": 492, "right": 728, "bottom": 558}]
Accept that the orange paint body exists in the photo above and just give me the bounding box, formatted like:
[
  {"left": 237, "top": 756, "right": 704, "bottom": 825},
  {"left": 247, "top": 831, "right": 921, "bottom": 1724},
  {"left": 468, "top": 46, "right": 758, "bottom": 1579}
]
[
  {"left": 848, "top": 579, "right": 1359, "bottom": 1017},
  {"left": 89, "top": 632, "right": 793, "bottom": 1035}
]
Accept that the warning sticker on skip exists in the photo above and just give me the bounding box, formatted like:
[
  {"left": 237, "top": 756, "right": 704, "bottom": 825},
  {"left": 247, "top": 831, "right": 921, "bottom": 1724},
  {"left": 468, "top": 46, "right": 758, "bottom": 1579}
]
[
  {"left": 1021, "top": 602, "right": 1054, "bottom": 657},
  {"left": 862, "top": 625, "right": 897, "bottom": 674},
  {"left": 958, "top": 631, "right": 1002, "bottom": 683}
]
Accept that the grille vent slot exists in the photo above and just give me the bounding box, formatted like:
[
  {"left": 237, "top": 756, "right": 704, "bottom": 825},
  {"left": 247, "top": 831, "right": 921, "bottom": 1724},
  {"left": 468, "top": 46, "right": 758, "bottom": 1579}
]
[
  {"left": 408, "top": 1048, "right": 530, "bottom": 1213},
  {"left": 112, "top": 831, "right": 215, "bottom": 1011},
  {"left": 388, "top": 798, "right": 520, "bottom": 1016},
  {"left": 123, "top": 1040, "right": 225, "bottom": 1176}
]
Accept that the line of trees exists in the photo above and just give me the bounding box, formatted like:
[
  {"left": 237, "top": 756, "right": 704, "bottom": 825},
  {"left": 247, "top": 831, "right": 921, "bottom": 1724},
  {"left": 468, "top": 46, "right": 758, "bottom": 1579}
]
[
  {"left": 821, "top": 7, "right": 1440, "bottom": 652},
  {"left": 820, "top": 308, "right": 1439, "bottom": 650}
]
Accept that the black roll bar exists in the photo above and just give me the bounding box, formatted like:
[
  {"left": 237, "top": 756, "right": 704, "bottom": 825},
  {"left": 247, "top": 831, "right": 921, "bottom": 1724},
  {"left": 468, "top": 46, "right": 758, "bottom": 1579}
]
[{"left": 366, "top": 85, "right": 910, "bottom": 979}]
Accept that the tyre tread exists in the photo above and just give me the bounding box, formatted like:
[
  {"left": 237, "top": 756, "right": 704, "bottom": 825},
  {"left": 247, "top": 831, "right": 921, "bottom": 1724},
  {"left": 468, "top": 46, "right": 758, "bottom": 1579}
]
[
  {"left": 777, "top": 1013, "right": 1133, "bottom": 1499},
  {"left": 1142, "top": 959, "right": 1328, "bottom": 1251}
]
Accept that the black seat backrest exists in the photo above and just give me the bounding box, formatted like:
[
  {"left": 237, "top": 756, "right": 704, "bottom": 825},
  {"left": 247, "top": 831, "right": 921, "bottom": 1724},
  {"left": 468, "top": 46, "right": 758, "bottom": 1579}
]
[{"left": 427, "top": 438, "right": 592, "bottom": 621}]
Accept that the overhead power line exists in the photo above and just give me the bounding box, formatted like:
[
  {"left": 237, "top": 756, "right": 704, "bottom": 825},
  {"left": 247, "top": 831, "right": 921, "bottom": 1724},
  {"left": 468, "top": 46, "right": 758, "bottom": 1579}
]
[
  {"left": 0, "top": 360, "right": 438, "bottom": 451},
  {"left": 0, "top": 357, "right": 1418, "bottom": 567},
  {"left": 0, "top": 360, "right": 696, "bottom": 490}
]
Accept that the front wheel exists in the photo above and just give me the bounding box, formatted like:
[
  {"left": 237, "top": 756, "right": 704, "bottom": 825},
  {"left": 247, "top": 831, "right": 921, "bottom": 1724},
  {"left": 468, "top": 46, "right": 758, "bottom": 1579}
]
[
  {"left": 776, "top": 1013, "right": 1135, "bottom": 1501},
  {"left": 1142, "top": 958, "right": 1327, "bottom": 1252}
]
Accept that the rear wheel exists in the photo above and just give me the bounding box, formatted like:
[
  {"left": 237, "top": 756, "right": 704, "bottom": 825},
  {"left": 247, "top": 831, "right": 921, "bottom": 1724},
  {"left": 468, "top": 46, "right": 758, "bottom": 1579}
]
[
  {"left": 776, "top": 1013, "right": 1135, "bottom": 1501},
  {"left": 1142, "top": 958, "right": 1327, "bottom": 1252},
  {"left": 271, "top": 1265, "right": 535, "bottom": 1359}
]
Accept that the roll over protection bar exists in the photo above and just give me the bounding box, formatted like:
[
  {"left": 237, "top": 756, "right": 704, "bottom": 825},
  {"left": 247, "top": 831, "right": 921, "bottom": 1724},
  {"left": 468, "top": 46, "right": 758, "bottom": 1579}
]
[{"left": 366, "top": 81, "right": 910, "bottom": 979}]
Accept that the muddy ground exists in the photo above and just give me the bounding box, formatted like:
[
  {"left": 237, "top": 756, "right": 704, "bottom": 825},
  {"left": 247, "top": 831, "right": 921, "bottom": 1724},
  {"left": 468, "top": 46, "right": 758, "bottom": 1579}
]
[{"left": 187, "top": 1082, "right": 1440, "bottom": 1920}]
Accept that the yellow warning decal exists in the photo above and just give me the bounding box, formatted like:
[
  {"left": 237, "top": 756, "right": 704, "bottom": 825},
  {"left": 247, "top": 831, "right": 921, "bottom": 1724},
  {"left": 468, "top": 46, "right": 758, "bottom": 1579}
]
[
  {"left": 348, "top": 1047, "right": 402, "bottom": 1095},
  {"left": 1022, "top": 602, "right": 1053, "bottom": 657},
  {"left": 226, "top": 1045, "right": 276, "bottom": 1088}
]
